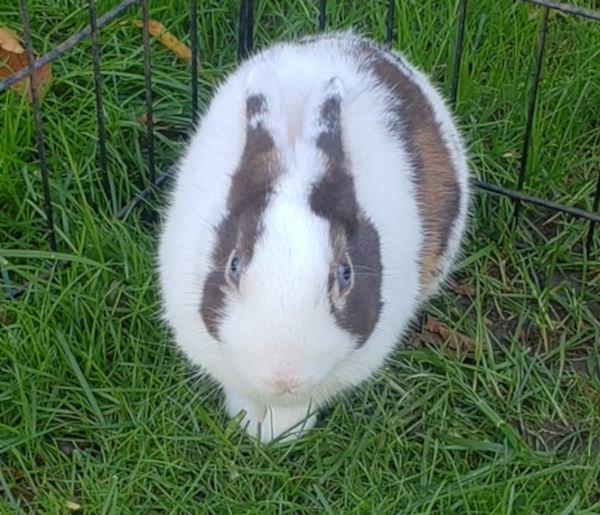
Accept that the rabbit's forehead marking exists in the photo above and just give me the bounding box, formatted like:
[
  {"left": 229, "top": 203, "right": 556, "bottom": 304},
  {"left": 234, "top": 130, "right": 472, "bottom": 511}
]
[
  {"left": 353, "top": 41, "right": 461, "bottom": 294},
  {"left": 309, "top": 88, "right": 383, "bottom": 347},
  {"left": 200, "top": 93, "right": 282, "bottom": 339}
]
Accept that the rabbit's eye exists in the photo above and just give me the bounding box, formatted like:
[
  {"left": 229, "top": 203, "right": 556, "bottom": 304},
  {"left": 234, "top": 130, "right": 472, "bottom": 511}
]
[
  {"left": 228, "top": 253, "right": 243, "bottom": 283},
  {"left": 336, "top": 263, "right": 352, "bottom": 293}
]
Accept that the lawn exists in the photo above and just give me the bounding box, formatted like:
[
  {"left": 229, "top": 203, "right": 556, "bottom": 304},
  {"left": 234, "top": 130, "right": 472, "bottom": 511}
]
[{"left": 1, "top": 0, "right": 600, "bottom": 512}]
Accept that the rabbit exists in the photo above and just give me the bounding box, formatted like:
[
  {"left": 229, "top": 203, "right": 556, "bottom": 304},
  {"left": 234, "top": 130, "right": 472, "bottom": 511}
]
[{"left": 157, "top": 31, "right": 470, "bottom": 444}]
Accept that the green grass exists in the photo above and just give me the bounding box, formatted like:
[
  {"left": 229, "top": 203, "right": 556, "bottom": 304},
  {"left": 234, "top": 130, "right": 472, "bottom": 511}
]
[{"left": 1, "top": 0, "right": 600, "bottom": 512}]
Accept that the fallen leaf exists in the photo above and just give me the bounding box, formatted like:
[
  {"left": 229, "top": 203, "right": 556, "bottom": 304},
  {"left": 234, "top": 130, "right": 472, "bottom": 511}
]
[
  {"left": 0, "top": 26, "right": 52, "bottom": 101},
  {"left": 449, "top": 282, "right": 475, "bottom": 297},
  {"left": 0, "top": 27, "right": 24, "bottom": 53},
  {"left": 65, "top": 501, "right": 81, "bottom": 511},
  {"left": 528, "top": 7, "right": 540, "bottom": 21},
  {"left": 417, "top": 315, "right": 476, "bottom": 353},
  {"left": 1, "top": 468, "right": 35, "bottom": 503},
  {"left": 130, "top": 20, "right": 193, "bottom": 64},
  {"left": 0, "top": 305, "right": 12, "bottom": 326},
  {"left": 137, "top": 114, "right": 189, "bottom": 140}
]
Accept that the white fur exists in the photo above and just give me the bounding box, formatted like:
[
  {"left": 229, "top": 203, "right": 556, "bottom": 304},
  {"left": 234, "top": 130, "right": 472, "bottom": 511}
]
[{"left": 157, "top": 31, "right": 470, "bottom": 444}]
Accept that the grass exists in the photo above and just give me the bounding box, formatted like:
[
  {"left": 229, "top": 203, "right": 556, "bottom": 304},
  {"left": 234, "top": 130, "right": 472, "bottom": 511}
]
[{"left": 1, "top": 0, "right": 599, "bottom": 512}]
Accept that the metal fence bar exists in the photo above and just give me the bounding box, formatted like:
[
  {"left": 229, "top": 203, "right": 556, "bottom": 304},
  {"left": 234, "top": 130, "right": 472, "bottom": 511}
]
[
  {"left": 101, "top": 172, "right": 600, "bottom": 228},
  {"left": 140, "top": 0, "right": 156, "bottom": 186},
  {"left": 3, "top": 169, "right": 174, "bottom": 302},
  {"left": 115, "top": 169, "right": 173, "bottom": 220},
  {"left": 450, "top": 0, "right": 468, "bottom": 106},
  {"left": 190, "top": 0, "right": 199, "bottom": 125},
  {"left": 513, "top": 6, "right": 549, "bottom": 226},
  {"left": 0, "top": 0, "right": 138, "bottom": 94},
  {"left": 385, "top": 0, "right": 395, "bottom": 46},
  {"left": 586, "top": 169, "right": 600, "bottom": 252},
  {"left": 18, "top": 0, "right": 56, "bottom": 252},
  {"left": 516, "top": 0, "right": 600, "bottom": 22},
  {"left": 88, "top": 0, "right": 111, "bottom": 207},
  {"left": 475, "top": 180, "right": 600, "bottom": 224},
  {"left": 318, "top": 0, "right": 327, "bottom": 32},
  {"left": 238, "top": 0, "right": 254, "bottom": 60}
]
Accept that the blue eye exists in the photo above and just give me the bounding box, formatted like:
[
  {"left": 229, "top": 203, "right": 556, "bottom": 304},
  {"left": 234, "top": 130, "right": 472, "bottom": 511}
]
[
  {"left": 229, "top": 254, "right": 242, "bottom": 283},
  {"left": 336, "top": 263, "right": 352, "bottom": 291}
]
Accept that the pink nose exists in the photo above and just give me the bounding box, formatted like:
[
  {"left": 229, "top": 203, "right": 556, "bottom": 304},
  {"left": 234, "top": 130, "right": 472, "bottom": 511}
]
[{"left": 271, "top": 375, "right": 301, "bottom": 392}]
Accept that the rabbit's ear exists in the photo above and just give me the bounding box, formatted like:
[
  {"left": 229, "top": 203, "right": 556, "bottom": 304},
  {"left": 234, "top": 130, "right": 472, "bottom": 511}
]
[
  {"left": 300, "top": 76, "right": 344, "bottom": 151},
  {"left": 243, "top": 61, "right": 286, "bottom": 146}
]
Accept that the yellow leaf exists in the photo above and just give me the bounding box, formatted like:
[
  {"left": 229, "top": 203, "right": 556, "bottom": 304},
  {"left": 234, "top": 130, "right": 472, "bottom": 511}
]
[
  {"left": 0, "top": 25, "right": 52, "bottom": 102},
  {"left": 0, "top": 27, "right": 25, "bottom": 53},
  {"left": 131, "top": 19, "right": 192, "bottom": 63},
  {"left": 417, "top": 315, "right": 477, "bottom": 354}
]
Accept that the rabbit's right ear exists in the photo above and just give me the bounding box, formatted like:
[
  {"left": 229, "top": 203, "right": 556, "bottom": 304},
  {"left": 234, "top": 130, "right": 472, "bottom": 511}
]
[{"left": 243, "top": 61, "right": 287, "bottom": 147}]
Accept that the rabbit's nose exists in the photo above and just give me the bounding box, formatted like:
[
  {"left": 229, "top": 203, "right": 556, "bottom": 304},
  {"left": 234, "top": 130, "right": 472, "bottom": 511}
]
[
  {"left": 267, "top": 368, "right": 303, "bottom": 393},
  {"left": 271, "top": 375, "right": 301, "bottom": 393}
]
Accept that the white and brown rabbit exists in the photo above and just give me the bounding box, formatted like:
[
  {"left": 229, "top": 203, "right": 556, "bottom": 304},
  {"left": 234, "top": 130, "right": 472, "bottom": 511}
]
[{"left": 157, "top": 31, "right": 470, "bottom": 443}]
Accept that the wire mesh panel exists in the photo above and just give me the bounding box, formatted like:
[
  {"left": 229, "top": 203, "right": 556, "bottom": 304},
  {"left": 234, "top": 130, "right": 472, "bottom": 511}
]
[{"left": 1, "top": 0, "right": 599, "bottom": 301}]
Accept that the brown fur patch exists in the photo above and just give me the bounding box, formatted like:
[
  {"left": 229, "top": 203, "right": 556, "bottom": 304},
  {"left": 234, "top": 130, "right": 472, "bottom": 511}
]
[
  {"left": 201, "top": 94, "right": 281, "bottom": 338},
  {"left": 309, "top": 89, "right": 383, "bottom": 346},
  {"left": 354, "top": 40, "right": 461, "bottom": 294}
]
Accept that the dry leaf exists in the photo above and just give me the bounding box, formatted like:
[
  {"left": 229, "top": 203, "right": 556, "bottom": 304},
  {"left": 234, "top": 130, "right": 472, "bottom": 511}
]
[
  {"left": 137, "top": 114, "right": 188, "bottom": 141},
  {"left": 130, "top": 20, "right": 192, "bottom": 63},
  {"left": 528, "top": 7, "right": 540, "bottom": 21},
  {"left": 417, "top": 315, "right": 476, "bottom": 353},
  {"left": 0, "top": 305, "right": 12, "bottom": 326},
  {"left": 0, "top": 27, "right": 25, "bottom": 53},
  {"left": 0, "top": 26, "right": 52, "bottom": 101},
  {"left": 449, "top": 282, "right": 475, "bottom": 297}
]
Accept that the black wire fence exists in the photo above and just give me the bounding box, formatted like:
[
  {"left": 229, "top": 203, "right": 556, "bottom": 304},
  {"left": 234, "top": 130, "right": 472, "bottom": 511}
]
[{"left": 1, "top": 0, "right": 600, "bottom": 302}]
